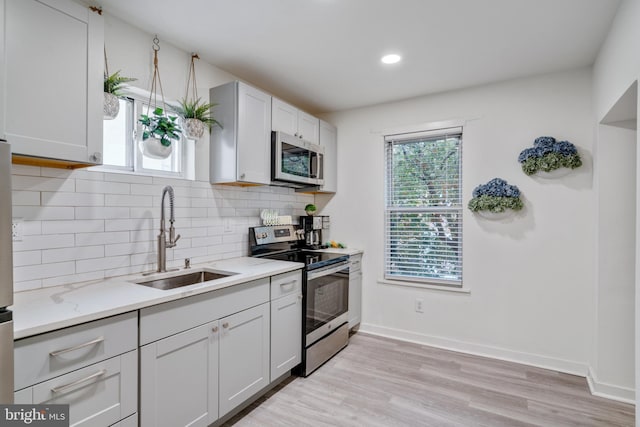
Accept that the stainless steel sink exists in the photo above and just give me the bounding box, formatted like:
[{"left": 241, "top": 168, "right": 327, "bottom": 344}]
[{"left": 135, "top": 270, "right": 237, "bottom": 291}]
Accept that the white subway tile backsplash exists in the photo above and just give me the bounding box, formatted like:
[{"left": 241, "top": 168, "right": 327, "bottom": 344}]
[
  {"left": 12, "top": 167, "right": 315, "bottom": 291},
  {"left": 12, "top": 206, "right": 75, "bottom": 221},
  {"left": 76, "top": 231, "right": 129, "bottom": 246},
  {"left": 14, "top": 261, "right": 75, "bottom": 282},
  {"left": 105, "top": 194, "right": 152, "bottom": 207},
  {"left": 76, "top": 179, "right": 130, "bottom": 195},
  {"left": 75, "top": 206, "right": 130, "bottom": 220},
  {"left": 42, "top": 192, "right": 104, "bottom": 207},
  {"left": 14, "top": 280, "right": 43, "bottom": 292},
  {"left": 12, "top": 175, "right": 74, "bottom": 192},
  {"left": 42, "top": 220, "right": 104, "bottom": 234},
  {"left": 42, "top": 245, "right": 104, "bottom": 264},
  {"left": 76, "top": 255, "right": 130, "bottom": 274},
  {"left": 13, "top": 250, "right": 42, "bottom": 267},
  {"left": 12, "top": 191, "right": 40, "bottom": 206},
  {"left": 13, "top": 234, "right": 75, "bottom": 251}
]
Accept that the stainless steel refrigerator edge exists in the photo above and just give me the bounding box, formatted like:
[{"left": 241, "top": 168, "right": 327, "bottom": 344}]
[{"left": 0, "top": 140, "right": 14, "bottom": 403}]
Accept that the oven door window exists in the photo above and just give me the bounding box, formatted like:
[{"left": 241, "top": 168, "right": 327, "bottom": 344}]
[
  {"left": 306, "top": 272, "right": 348, "bottom": 335},
  {"left": 281, "top": 142, "right": 310, "bottom": 178}
]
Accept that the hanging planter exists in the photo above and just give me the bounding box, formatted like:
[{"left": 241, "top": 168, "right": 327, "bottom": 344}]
[
  {"left": 517, "top": 136, "right": 582, "bottom": 176},
  {"left": 171, "top": 54, "right": 222, "bottom": 140},
  {"left": 103, "top": 48, "right": 136, "bottom": 120},
  {"left": 468, "top": 178, "right": 524, "bottom": 217},
  {"left": 137, "top": 36, "right": 182, "bottom": 159}
]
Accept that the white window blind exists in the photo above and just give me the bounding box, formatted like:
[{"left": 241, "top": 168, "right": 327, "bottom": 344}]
[{"left": 384, "top": 128, "right": 463, "bottom": 286}]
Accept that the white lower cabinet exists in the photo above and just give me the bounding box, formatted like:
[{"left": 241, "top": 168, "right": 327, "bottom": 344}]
[
  {"left": 219, "top": 303, "right": 270, "bottom": 417},
  {"left": 348, "top": 254, "right": 363, "bottom": 329},
  {"left": 14, "top": 350, "right": 137, "bottom": 427},
  {"left": 140, "top": 321, "right": 219, "bottom": 427},
  {"left": 270, "top": 292, "right": 302, "bottom": 381}
]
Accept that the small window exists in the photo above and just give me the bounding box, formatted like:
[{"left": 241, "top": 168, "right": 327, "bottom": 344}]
[
  {"left": 384, "top": 127, "right": 463, "bottom": 287},
  {"left": 100, "top": 93, "right": 193, "bottom": 179}
]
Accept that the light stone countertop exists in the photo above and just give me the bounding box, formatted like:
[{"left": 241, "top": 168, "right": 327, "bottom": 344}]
[{"left": 11, "top": 256, "right": 304, "bottom": 340}]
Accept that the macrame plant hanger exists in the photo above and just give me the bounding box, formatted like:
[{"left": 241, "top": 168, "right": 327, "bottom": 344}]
[
  {"left": 181, "top": 53, "right": 207, "bottom": 139},
  {"left": 138, "top": 35, "right": 179, "bottom": 159},
  {"left": 147, "top": 35, "right": 168, "bottom": 117}
]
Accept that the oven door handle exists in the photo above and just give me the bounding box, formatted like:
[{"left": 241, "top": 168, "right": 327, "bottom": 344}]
[{"left": 307, "top": 261, "right": 349, "bottom": 280}]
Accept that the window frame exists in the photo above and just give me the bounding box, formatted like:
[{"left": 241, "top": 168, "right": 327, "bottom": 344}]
[
  {"left": 95, "top": 89, "right": 193, "bottom": 180},
  {"left": 383, "top": 126, "right": 463, "bottom": 288}
]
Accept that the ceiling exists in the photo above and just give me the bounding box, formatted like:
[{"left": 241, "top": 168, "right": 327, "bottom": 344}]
[{"left": 97, "top": 0, "right": 621, "bottom": 114}]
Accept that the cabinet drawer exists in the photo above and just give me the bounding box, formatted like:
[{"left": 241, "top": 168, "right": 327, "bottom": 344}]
[
  {"left": 270, "top": 270, "right": 302, "bottom": 299},
  {"left": 14, "top": 312, "right": 137, "bottom": 391},
  {"left": 29, "top": 350, "right": 137, "bottom": 427},
  {"left": 350, "top": 254, "right": 362, "bottom": 272},
  {"left": 140, "top": 278, "right": 270, "bottom": 345}
]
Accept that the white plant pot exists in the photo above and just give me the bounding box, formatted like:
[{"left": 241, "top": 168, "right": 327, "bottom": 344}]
[
  {"left": 184, "top": 118, "right": 205, "bottom": 139},
  {"left": 535, "top": 168, "right": 571, "bottom": 178},
  {"left": 103, "top": 92, "right": 120, "bottom": 120},
  {"left": 476, "top": 210, "right": 514, "bottom": 220},
  {"left": 139, "top": 137, "right": 173, "bottom": 159}
]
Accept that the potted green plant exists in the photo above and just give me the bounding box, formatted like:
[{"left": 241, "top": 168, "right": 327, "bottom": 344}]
[
  {"left": 304, "top": 204, "right": 317, "bottom": 216},
  {"left": 138, "top": 107, "right": 182, "bottom": 159},
  {"left": 103, "top": 70, "right": 136, "bottom": 120},
  {"left": 172, "top": 97, "right": 222, "bottom": 139}
]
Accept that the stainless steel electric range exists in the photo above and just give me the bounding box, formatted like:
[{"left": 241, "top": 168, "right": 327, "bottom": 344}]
[{"left": 249, "top": 224, "right": 350, "bottom": 376}]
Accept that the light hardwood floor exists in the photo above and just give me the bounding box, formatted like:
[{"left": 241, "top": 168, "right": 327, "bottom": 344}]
[{"left": 223, "top": 332, "right": 634, "bottom": 427}]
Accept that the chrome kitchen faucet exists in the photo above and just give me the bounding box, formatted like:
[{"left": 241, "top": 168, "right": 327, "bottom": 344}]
[{"left": 157, "top": 185, "right": 180, "bottom": 272}]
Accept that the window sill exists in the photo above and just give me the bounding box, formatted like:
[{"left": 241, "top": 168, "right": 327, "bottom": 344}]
[
  {"left": 89, "top": 165, "right": 193, "bottom": 181},
  {"left": 378, "top": 278, "right": 471, "bottom": 294}
]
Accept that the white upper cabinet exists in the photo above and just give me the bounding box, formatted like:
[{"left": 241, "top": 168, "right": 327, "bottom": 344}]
[
  {"left": 210, "top": 81, "right": 272, "bottom": 185},
  {"left": 272, "top": 98, "right": 319, "bottom": 144},
  {"left": 318, "top": 120, "right": 337, "bottom": 193},
  {"left": 0, "top": 0, "right": 103, "bottom": 166}
]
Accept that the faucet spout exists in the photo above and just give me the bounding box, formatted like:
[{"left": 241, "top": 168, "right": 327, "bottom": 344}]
[{"left": 157, "top": 186, "right": 180, "bottom": 272}]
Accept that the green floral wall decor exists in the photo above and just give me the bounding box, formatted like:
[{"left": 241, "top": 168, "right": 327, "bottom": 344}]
[
  {"left": 468, "top": 178, "right": 523, "bottom": 213},
  {"left": 518, "top": 136, "right": 582, "bottom": 175}
]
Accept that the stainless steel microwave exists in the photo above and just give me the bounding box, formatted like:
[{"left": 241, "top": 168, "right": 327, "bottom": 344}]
[{"left": 271, "top": 131, "right": 324, "bottom": 186}]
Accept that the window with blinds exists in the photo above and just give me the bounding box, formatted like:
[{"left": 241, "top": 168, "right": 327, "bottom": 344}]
[{"left": 384, "top": 127, "right": 462, "bottom": 287}]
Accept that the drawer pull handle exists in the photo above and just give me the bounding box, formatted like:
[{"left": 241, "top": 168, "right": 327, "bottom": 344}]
[
  {"left": 49, "top": 337, "right": 104, "bottom": 357},
  {"left": 280, "top": 280, "right": 297, "bottom": 290},
  {"left": 212, "top": 326, "right": 219, "bottom": 333},
  {"left": 51, "top": 369, "right": 107, "bottom": 394},
  {"left": 222, "top": 322, "right": 229, "bottom": 329}
]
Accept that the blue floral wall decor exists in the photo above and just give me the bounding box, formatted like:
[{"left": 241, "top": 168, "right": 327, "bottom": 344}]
[
  {"left": 468, "top": 178, "right": 523, "bottom": 213},
  {"left": 518, "top": 136, "right": 582, "bottom": 175}
]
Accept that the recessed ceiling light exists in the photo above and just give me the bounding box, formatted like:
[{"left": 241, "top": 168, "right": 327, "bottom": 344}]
[{"left": 381, "top": 54, "right": 402, "bottom": 64}]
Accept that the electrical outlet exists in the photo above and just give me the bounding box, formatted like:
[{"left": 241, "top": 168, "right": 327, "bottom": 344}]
[
  {"left": 223, "top": 218, "right": 233, "bottom": 233},
  {"left": 12, "top": 218, "right": 23, "bottom": 242},
  {"left": 415, "top": 298, "right": 424, "bottom": 313}
]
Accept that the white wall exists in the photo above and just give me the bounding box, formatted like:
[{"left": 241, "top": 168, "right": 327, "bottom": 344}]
[
  {"left": 10, "top": 14, "right": 314, "bottom": 292},
  {"left": 592, "top": 0, "right": 640, "bottom": 411},
  {"left": 593, "top": 124, "right": 636, "bottom": 401},
  {"left": 320, "top": 68, "right": 597, "bottom": 377}
]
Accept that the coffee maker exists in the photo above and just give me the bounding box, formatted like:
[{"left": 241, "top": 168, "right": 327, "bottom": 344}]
[{"left": 299, "top": 215, "right": 329, "bottom": 249}]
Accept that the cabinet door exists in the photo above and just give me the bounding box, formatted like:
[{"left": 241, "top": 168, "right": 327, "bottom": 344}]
[
  {"left": 319, "top": 120, "right": 337, "bottom": 193},
  {"left": 30, "top": 350, "right": 137, "bottom": 427},
  {"left": 298, "top": 111, "right": 319, "bottom": 144},
  {"left": 237, "top": 82, "right": 271, "bottom": 184},
  {"left": 219, "top": 303, "right": 270, "bottom": 417},
  {"left": 272, "top": 98, "right": 298, "bottom": 136},
  {"left": 1, "top": 0, "right": 103, "bottom": 164},
  {"left": 348, "top": 271, "right": 363, "bottom": 329},
  {"left": 140, "top": 321, "right": 219, "bottom": 427},
  {"left": 271, "top": 293, "right": 302, "bottom": 381}
]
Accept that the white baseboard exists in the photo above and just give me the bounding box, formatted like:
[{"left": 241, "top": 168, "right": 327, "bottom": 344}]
[
  {"left": 359, "top": 323, "right": 635, "bottom": 404},
  {"left": 586, "top": 366, "right": 635, "bottom": 404}
]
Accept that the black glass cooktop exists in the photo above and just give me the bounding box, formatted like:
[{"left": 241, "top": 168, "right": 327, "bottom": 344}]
[{"left": 264, "top": 250, "right": 348, "bottom": 271}]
